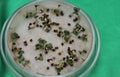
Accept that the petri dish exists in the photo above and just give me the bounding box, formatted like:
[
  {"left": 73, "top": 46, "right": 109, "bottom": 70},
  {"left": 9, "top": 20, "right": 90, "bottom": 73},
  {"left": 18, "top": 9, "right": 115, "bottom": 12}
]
[{"left": 0, "top": 0, "right": 100, "bottom": 77}]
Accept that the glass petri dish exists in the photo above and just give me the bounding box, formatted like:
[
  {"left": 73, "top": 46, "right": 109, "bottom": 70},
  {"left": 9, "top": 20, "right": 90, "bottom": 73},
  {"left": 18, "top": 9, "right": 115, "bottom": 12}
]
[{"left": 0, "top": 0, "right": 100, "bottom": 77}]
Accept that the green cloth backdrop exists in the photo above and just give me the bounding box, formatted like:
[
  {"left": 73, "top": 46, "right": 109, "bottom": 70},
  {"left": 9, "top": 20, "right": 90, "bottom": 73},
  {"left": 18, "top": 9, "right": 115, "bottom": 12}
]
[{"left": 0, "top": 0, "right": 120, "bottom": 77}]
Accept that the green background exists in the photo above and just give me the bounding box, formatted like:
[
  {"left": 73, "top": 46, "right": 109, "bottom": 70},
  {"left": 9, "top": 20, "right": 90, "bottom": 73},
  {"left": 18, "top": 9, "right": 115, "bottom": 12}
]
[{"left": 0, "top": 0, "right": 120, "bottom": 77}]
